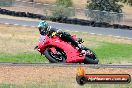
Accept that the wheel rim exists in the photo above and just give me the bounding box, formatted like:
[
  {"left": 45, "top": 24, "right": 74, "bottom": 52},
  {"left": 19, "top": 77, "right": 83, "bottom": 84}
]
[
  {"left": 86, "top": 50, "right": 97, "bottom": 60},
  {"left": 48, "top": 47, "right": 66, "bottom": 62}
]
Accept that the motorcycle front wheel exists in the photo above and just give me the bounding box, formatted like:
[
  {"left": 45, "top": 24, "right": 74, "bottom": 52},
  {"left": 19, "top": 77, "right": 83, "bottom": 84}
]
[{"left": 44, "top": 47, "right": 66, "bottom": 63}]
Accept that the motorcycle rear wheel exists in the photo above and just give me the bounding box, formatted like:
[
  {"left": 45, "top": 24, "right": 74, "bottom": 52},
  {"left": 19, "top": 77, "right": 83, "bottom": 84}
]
[
  {"left": 83, "top": 49, "right": 99, "bottom": 64},
  {"left": 84, "top": 56, "right": 99, "bottom": 64}
]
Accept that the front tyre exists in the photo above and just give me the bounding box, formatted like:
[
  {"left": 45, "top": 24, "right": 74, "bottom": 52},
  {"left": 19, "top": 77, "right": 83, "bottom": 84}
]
[{"left": 44, "top": 47, "right": 66, "bottom": 63}]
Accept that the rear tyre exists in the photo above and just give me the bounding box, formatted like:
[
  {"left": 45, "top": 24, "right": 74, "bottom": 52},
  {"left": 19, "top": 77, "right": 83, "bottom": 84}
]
[
  {"left": 44, "top": 47, "right": 66, "bottom": 63},
  {"left": 83, "top": 49, "right": 99, "bottom": 64},
  {"left": 84, "top": 56, "right": 99, "bottom": 64}
]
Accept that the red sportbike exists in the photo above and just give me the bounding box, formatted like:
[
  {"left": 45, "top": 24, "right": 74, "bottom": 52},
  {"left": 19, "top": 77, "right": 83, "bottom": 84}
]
[{"left": 37, "top": 33, "right": 99, "bottom": 64}]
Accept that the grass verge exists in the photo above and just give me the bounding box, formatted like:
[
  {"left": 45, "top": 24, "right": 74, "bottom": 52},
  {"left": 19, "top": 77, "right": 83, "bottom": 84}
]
[
  {"left": 0, "top": 53, "right": 46, "bottom": 63},
  {"left": 94, "top": 42, "right": 132, "bottom": 64},
  {"left": 0, "top": 82, "right": 131, "bottom": 88},
  {"left": 0, "top": 14, "right": 40, "bottom": 22}
]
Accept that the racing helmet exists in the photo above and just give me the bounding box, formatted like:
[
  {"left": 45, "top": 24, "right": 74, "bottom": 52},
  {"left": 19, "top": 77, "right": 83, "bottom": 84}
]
[{"left": 38, "top": 20, "right": 49, "bottom": 29}]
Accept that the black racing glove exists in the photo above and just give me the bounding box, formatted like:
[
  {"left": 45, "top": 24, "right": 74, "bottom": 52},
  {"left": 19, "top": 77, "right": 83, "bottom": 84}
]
[{"left": 56, "top": 29, "right": 63, "bottom": 35}]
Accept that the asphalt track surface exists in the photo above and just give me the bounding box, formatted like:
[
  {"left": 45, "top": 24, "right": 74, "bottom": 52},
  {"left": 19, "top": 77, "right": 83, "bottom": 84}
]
[
  {"left": 0, "top": 18, "right": 132, "bottom": 67},
  {"left": 0, "top": 18, "right": 132, "bottom": 39},
  {"left": 0, "top": 63, "right": 131, "bottom": 68}
]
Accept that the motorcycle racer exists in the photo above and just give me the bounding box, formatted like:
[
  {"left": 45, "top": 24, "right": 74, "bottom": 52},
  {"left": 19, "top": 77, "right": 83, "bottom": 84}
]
[{"left": 37, "top": 20, "right": 83, "bottom": 52}]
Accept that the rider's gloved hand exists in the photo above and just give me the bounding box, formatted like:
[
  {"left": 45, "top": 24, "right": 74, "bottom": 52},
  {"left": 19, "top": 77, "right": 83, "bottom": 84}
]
[{"left": 56, "top": 29, "right": 63, "bottom": 34}]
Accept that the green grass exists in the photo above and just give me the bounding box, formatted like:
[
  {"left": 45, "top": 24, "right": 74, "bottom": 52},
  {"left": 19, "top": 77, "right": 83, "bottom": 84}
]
[
  {"left": 0, "top": 83, "right": 131, "bottom": 88},
  {"left": 94, "top": 42, "right": 132, "bottom": 64},
  {"left": 0, "top": 53, "right": 46, "bottom": 63}
]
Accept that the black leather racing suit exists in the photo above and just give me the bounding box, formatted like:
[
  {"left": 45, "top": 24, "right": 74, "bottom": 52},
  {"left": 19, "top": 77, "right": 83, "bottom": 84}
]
[{"left": 39, "top": 27, "right": 80, "bottom": 50}]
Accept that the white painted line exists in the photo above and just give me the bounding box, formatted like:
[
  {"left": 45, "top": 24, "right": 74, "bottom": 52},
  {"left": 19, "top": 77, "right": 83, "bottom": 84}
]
[
  {"left": 108, "top": 35, "right": 113, "bottom": 36},
  {"left": 35, "top": 3, "right": 41, "bottom": 5},
  {"left": 114, "top": 36, "right": 121, "bottom": 38},
  {"left": 90, "top": 33, "right": 95, "bottom": 35},
  {"left": 128, "top": 38, "right": 132, "bottom": 40},
  {"left": 31, "top": 26, "right": 36, "bottom": 28},
  {"left": 43, "top": 4, "right": 49, "bottom": 6},
  {"left": 28, "top": 2, "right": 33, "bottom": 4},
  {"left": 22, "top": 1, "right": 27, "bottom": 3},
  {"left": 14, "top": 24, "right": 19, "bottom": 26},
  {"left": 5, "top": 23, "right": 9, "bottom": 24},
  {"left": 98, "top": 34, "right": 103, "bottom": 36},
  {"left": 23, "top": 25, "right": 27, "bottom": 27},
  {"left": 82, "top": 31, "right": 132, "bottom": 40},
  {"left": 82, "top": 32, "right": 87, "bottom": 34},
  {"left": 15, "top": 0, "right": 21, "bottom": 1}
]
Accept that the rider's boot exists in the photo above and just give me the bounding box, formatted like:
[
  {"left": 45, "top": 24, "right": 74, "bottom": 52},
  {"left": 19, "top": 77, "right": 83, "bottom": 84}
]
[{"left": 77, "top": 44, "right": 85, "bottom": 52}]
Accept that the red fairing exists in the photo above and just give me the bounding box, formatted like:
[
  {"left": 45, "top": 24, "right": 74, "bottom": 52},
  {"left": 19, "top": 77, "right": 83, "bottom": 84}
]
[
  {"left": 37, "top": 35, "right": 85, "bottom": 63},
  {"left": 71, "top": 34, "right": 77, "bottom": 41}
]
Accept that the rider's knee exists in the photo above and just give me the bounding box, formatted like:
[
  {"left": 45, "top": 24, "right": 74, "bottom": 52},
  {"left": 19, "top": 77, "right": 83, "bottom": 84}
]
[{"left": 63, "top": 32, "right": 70, "bottom": 36}]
